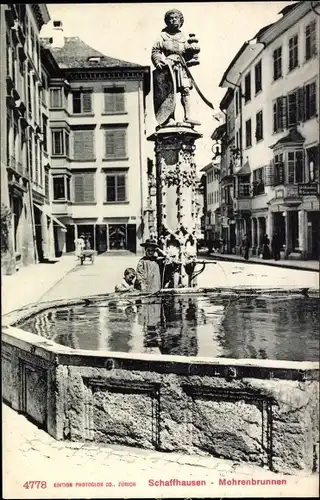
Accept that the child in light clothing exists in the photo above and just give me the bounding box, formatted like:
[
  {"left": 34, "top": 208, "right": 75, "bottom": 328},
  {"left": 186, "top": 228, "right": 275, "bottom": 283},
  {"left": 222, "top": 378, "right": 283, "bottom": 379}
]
[{"left": 115, "top": 268, "right": 137, "bottom": 293}]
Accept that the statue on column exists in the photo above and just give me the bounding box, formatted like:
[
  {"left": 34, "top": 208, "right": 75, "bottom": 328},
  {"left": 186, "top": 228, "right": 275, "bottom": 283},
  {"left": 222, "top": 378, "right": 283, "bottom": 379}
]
[{"left": 151, "top": 9, "right": 201, "bottom": 127}]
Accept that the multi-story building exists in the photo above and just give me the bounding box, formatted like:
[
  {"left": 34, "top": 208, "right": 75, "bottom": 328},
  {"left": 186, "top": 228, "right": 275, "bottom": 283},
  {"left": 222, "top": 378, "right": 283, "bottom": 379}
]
[
  {"left": 44, "top": 24, "right": 150, "bottom": 255},
  {"left": 2, "top": 4, "right": 51, "bottom": 275},
  {"left": 219, "top": 1, "right": 319, "bottom": 259},
  {"left": 201, "top": 160, "right": 221, "bottom": 247}
]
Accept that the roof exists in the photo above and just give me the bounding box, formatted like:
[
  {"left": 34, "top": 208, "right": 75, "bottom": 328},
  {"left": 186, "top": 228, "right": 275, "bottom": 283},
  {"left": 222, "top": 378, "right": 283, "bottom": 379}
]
[
  {"left": 211, "top": 123, "right": 226, "bottom": 141},
  {"left": 236, "top": 161, "right": 251, "bottom": 176},
  {"left": 219, "top": 41, "right": 248, "bottom": 88},
  {"left": 200, "top": 162, "right": 220, "bottom": 173},
  {"left": 270, "top": 129, "right": 305, "bottom": 149},
  {"left": 220, "top": 88, "right": 234, "bottom": 111},
  {"left": 278, "top": 2, "right": 300, "bottom": 17},
  {"left": 45, "top": 37, "right": 144, "bottom": 69}
]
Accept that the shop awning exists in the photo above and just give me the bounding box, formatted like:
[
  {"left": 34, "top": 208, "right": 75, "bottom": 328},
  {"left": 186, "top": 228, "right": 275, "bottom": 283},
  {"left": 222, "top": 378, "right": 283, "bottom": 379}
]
[{"left": 34, "top": 203, "right": 67, "bottom": 231}]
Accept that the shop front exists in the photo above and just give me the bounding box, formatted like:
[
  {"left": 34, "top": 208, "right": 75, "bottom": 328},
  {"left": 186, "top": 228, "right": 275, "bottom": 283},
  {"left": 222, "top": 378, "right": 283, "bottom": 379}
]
[{"left": 74, "top": 221, "right": 137, "bottom": 254}]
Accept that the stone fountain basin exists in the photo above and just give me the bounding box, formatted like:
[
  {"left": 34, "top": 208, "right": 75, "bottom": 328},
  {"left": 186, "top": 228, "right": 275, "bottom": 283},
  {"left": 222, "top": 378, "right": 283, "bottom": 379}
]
[{"left": 2, "top": 287, "right": 319, "bottom": 475}]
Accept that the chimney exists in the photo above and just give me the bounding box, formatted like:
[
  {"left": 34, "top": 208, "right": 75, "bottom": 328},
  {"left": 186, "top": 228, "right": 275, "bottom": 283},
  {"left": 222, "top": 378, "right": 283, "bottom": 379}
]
[{"left": 51, "top": 20, "right": 64, "bottom": 49}]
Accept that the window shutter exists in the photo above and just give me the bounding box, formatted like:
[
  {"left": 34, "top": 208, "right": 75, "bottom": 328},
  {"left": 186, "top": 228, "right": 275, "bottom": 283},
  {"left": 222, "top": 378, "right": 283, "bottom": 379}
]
[
  {"left": 82, "top": 92, "right": 92, "bottom": 113},
  {"left": 74, "top": 174, "right": 84, "bottom": 202},
  {"left": 105, "top": 129, "right": 126, "bottom": 158},
  {"left": 288, "top": 153, "right": 295, "bottom": 184},
  {"left": 265, "top": 162, "right": 274, "bottom": 186},
  {"left": 83, "top": 173, "right": 95, "bottom": 202},
  {"left": 73, "top": 130, "right": 94, "bottom": 160},
  {"left": 297, "top": 87, "right": 305, "bottom": 122},
  {"left": 73, "top": 173, "right": 95, "bottom": 202},
  {"left": 115, "top": 91, "right": 125, "bottom": 112},
  {"left": 117, "top": 174, "right": 126, "bottom": 201},
  {"left": 105, "top": 131, "right": 115, "bottom": 157},
  {"left": 104, "top": 92, "right": 114, "bottom": 113},
  {"left": 115, "top": 129, "right": 126, "bottom": 157},
  {"left": 280, "top": 96, "right": 287, "bottom": 129}
]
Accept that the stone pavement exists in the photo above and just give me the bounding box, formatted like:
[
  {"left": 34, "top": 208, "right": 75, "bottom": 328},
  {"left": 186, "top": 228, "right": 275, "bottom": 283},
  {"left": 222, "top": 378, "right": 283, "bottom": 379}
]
[
  {"left": 200, "top": 250, "right": 319, "bottom": 272},
  {"left": 39, "top": 254, "right": 319, "bottom": 305},
  {"left": 2, "top": 255, "right": 77, "bottom": 316},
  {"left": 3, "top": 404, "right": 318, "bottom": 499}
]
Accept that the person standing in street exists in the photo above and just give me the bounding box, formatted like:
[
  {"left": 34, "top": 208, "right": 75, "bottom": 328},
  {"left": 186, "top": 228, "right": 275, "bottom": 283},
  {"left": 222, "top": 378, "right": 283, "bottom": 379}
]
[
  {"left": 75, "top": 234, "right": 85, "bottom": 259},
  {"left": 242, "top": 233, "right": 250, "bottom": 260},
  {"left": 136, "top": 239, "right": 163, "bottom": 293},
  {"left": 262, "top": 234, "right": 271, "bottom": 260},
  {"left": 271, "top": 230, "right": 281, "bottom": 261}
]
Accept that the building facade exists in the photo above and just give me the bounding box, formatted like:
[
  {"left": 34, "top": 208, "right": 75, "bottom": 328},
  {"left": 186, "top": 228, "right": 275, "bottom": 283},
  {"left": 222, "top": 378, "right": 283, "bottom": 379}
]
[
  {"left": 46, "top": 28, "right": 150, "bottom": 255},
  {"left": 201, "top": 160, "right": 221, "bottom": 247},
  {"left": 1, "top": 8, "right": 151, "bottom": 275},
  {"left": 1, "top": 4, "right": 52, "bottom": 275},
  {"left": 218, "top": 0, "right": 319, "bottom": 259}
]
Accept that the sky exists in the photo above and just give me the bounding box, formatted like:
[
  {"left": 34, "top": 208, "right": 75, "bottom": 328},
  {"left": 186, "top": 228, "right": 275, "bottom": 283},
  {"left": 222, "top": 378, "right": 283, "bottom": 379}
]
[{"left": 42, "top": 1, "right": 292, "bottom": 168}]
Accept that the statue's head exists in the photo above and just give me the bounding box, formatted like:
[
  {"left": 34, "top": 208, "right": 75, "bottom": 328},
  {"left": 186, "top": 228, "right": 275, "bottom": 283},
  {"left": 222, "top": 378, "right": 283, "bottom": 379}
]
[{"left": 164, "top": 9, "right": 184, "bottom": 30}]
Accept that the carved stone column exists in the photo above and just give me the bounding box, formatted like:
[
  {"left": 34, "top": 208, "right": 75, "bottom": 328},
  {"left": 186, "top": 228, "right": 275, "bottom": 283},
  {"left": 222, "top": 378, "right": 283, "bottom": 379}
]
[{"left": 148, "top": 126, "right": 202, "bottom": 287}]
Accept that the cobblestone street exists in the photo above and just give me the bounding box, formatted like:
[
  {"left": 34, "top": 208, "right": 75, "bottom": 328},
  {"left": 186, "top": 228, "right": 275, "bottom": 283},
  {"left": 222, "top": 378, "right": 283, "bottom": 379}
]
[
  {"left": 3, "top": 256, "right": 319, "bottom": 498},
  {"left": 3, "top": 404, "right": 318, "bottom": 499},
  {"left": 40, "top": 254, "right": 318, "bottom": 304}
]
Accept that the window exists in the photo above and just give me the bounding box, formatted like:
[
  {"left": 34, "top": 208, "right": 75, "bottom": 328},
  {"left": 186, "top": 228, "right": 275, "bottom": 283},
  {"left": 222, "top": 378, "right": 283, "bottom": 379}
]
[
  {"left": 104, "top": 87, "right": 125, "bottom": 113},
  {"left": 6, "top": 34, "right": 10, "bottom": 77},
  {"left": 273, "top": 46, "right": 282, "bottom": 80},
  {"left": 238, "top": 179, "right": 250, "bottom": 198},
  {"left": 288, "top": 34, "right": 299, "bottom": 71},
  {"left": 52, "top": 130, "right": 63, "bottom": 155},
  {"left": 53, "top": 177, "right": 65, "bottom": 200},
  {"left": 255, "top": 110, "right": 263, "bottom": 142},
  {"left": 287, "top": 90, "right": 298, "bottom": 127},
  {"left": 273, "top": 96, "right": 287, "bottom": 132},
  {"left": 65, "top": 131, "right": 70, "bottom": 158},
  {"left": 42, "top": 76, "right": 47, "bottom": 107},
  {"left": 42, "top": 115, "right": 48, "bottom": 152},
  {"left": 244, "top": 72, "right": 251, "bottom": 103},
  {"left": 106, "top": 173, "right": 127, "bottom": 202},
  {"left": 72, "top": 90, "right": 92, "bottom": 114},
  {"left": 73, "top": 172, "right": 95, "bottom": 203},
  {"left": 28, "top": 137, "right": 33, "bottom": 177},
  {"left": 50, "top": 88, "right": 62, "bottom": 108},
  {"left": 52, "top": 130, "right": 69, "bottom": 156},
  {"left": 254, "top": 60, "right": 262, "bottom": 94},
  {"left": 73, "top": 129, "right": 95, "bottom": 160},
  {"left": 306, "top": 146, "right": 319, "bottom": 182},
  {"left": 104, "top": 128, "right": 127, "bottom": 159},
  {"left": 34, "top": 139, "right": 39, "bottom": 184},
  {"left": 245, "top": 119, "right": 252, "bottom": 148},
  {"left": 45, "top": 169, "right": 49, "bottom": 200},
  {"left": 236, "top": 130, "right": 240, "bottom": 150},
  {"left": 288, "top": 150, "right": 304, "bottom": 184},
  {"left": 305, "top": 21, "right": 317, "bottom": 61},
  {"left": 235, "top": 89, "right": 239, "bottom": 115},
  {"left": 27, "top": 73, "right": 32, "bottom": 118},
  {"left": 305, "top": 81, "right": 317, "bottom": 120},
  {"left": 252, "top": 167, "right": 265, "bottom": 195},
  {"left": 274, "top": 154, "right": 284, "bottom": 186}
]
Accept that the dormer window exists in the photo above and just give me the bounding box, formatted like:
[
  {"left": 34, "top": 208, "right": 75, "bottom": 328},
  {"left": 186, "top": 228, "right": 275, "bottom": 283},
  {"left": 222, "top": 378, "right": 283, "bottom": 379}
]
[{"left": 88, "top": 57, "right": 102, "bottom": 63}]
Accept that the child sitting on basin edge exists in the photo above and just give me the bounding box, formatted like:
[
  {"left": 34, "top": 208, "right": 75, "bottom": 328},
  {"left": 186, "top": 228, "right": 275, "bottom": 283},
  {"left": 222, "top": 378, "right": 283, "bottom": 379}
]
[{"left": 115, "top": 268, "right": 138, "bottom": 293}]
